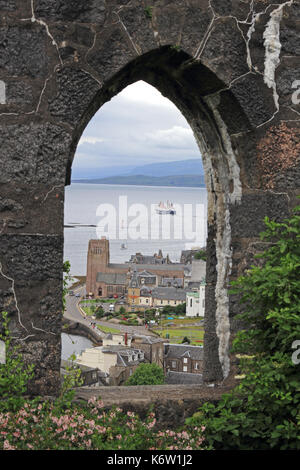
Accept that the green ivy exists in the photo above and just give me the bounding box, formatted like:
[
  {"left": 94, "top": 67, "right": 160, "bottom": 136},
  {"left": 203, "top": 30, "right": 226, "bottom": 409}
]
[
  {"left": 186, "top": 202, "right": 300, "bottom": 450},
  {"left": 0, "top": 312, "right": 35, "bottom": 412},
  {"left": 144, "top": 6, "right": 153, "bottom": 19}
]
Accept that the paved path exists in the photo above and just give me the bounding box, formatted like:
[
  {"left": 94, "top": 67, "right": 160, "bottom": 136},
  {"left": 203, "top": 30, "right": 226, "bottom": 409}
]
[{"left": 64, "top": 285, "right": 158, "bottom": 338}]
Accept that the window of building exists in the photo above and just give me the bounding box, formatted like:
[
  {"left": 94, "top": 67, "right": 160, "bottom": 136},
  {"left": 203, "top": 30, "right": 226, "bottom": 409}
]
[
  {"left": 183, "top": 358, "right": 188, "bottom": 364},
  {"left": 195, "top": 363, "right": 199, "bottom": 370},
  {"left": 171, "top": 361, "right": 176, "bottom": 368},
  {"left": 190, "top": 298, "right": 193, "bottom": 307},
  {"left": 183, "top": 366, "right": 187, "bottom": 372},
  {"left": 129, "top": 369, "right": 133, "bottom": 376}
]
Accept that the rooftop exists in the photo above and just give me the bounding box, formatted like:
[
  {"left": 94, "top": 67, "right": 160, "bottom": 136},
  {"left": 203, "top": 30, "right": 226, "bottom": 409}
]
[
  {"left": 165, "top": 343, "right": 204, "bottom": 361},
  {"left": 96, "top": 272, "right": 127, "bottom": 285},
  {"left": 152, "top": 287, "right": 188, "bottom": 301},
  {"left": 165, "top": 371, "right": 203, "bottom": 385}
]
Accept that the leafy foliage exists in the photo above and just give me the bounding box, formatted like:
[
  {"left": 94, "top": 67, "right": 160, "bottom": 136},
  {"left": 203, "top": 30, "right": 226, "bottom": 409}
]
[
  {"left": 63, "top": 260, "right": 72, "bottom": 313},
  {"left": 125, "top": 363, "right": 165, "bottom": 386},
  {"left": 194, "top": 249, "right": 207, "bottom": 261},
  {"left": 186, "top": 203, "right": 300, "bottom": 449},
  {"left": 0, "top": 398, "right": 208, "bottom": 450},
  {"left": 95, "top": 305, "right": 105, "bottom": 319},
  {"left": 0, "top": 312, "right": 35, "bottom": 412}
]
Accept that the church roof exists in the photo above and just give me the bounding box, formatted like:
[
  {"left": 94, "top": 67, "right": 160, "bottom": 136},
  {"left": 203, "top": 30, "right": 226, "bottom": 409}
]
[{"left": 96, "top": 272, "right": 127, "bottom": 285}]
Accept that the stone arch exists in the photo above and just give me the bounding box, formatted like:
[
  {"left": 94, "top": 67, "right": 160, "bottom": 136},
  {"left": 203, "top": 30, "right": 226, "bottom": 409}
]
[{"left": 0, "top": 0, "right": 299, "bottom": 395}]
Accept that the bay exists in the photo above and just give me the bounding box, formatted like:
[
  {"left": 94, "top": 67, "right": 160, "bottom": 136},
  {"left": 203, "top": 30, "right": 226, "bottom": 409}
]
[{"left": 64, "top": 183, "right": 207, "bottom": 276}]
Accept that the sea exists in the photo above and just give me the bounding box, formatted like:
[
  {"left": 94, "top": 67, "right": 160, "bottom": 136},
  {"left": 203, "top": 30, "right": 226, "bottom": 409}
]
[{"left": 64, "top": 183, "right": 207, "bottom": 277}]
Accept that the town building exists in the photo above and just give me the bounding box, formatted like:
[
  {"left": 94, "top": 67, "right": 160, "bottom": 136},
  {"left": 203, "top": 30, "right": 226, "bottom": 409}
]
[
  {"left": 186, "top": 282, "right": 205, "bottom": 317},
  {"left": 86, "top": 238, "right": 185, "bottom": 298},
  {"left": 129, "top": 249, "right": 171, "bottom": 265},
  {"left": 164, "top": 344, "right": 204, "bottom": 374},
  {"left": 60, "top": 359, "right": 101, "bottom": 387},
  {"left": 151, "top": 287, "right": 187, "bottom": 308},
  {"left": 184, "top": 259, "right": 206, "bottom": 288},
  {"left": 131, "top": 335, "right": 165, "bottom": 368},
  {"left": 75, "top": 344, "right": 145, "bottom": 386}
]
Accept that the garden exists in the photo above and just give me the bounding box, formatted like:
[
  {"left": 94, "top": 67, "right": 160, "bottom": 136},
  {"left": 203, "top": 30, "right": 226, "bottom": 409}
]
[{"left": 1, "top": 205, "right": 300, "bottom": 450}]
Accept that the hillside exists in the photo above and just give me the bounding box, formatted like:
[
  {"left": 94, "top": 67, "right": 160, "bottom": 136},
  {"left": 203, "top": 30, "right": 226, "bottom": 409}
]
[{"left": 73, "top": 174, "right": 206, "bottom": 187}]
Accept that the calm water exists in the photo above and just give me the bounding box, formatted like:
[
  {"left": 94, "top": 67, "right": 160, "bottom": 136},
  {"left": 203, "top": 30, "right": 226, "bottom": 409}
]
[
  {"left": 64, "top": 183, "right": 207, "bottom": 276},
  {"left": 61, "top": 333, "right": 93, "bottom": 360}
]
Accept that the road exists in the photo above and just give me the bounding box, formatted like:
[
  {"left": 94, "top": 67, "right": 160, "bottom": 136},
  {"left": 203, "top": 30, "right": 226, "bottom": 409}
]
[{"left": 64, "top": 285, "right": 157, "bottom": 338}]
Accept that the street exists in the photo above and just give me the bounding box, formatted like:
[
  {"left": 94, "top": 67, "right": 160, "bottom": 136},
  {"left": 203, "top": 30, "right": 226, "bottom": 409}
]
[{"left": 64, "top": 285, "right": 157, "bottom": 338}]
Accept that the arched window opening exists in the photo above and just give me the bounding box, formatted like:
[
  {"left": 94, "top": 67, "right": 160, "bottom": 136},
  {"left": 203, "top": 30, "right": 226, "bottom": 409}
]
[{"left": 63, "top": 80, "right": 207, "bottom": 387}]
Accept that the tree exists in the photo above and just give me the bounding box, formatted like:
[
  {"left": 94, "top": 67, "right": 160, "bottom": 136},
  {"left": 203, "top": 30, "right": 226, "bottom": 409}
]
[
  {"left": 125, "top": 363, "right": 165, "bottom": 386},
  {"left": 119, "top": 306, "right": 126, "bottom": 316},
  {"left": 194, "top": 249, "right": 206, "bottom": 261},
  {"left": 187, "top": 203, "right": 300, "bottom": 450},
  {"left": 182, "top": 336, "right": 190, "bottom": 344},
  {"left": 95, "top": 306, "right": 105, "bottom": 319}
]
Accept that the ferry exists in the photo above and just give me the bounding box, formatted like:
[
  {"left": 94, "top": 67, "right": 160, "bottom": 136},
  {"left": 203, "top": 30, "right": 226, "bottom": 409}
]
[{"left": 155, "top": 201, "right": 176, "bottom": 215}]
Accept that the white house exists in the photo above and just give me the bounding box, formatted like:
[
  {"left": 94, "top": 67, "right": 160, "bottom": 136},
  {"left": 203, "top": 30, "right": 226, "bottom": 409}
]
[{"left": 186, "top": 283, "right": 205, "bottom": 317}]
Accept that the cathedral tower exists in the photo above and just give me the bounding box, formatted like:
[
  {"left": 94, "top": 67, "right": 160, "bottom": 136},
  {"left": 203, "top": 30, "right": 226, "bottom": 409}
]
[{"left": 86, "top": 237, "right": 110, "bottom": 295}]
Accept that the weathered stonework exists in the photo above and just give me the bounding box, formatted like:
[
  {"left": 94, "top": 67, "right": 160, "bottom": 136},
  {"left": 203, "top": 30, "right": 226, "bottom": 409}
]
[{"left": 0, "top": 0, "right": 299, "bottom": 394}]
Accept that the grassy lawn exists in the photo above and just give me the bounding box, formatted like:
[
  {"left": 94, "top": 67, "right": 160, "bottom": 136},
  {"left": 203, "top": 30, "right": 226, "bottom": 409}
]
[
  {"left": 153, "top": 323, "right": 204, "bottom": 345},
  {"left": 80, "top": 306, "right": 95, "bottom": 316},
  {"left": 80, "top": 299, "right": 100, "bottom": 305},
  {"left": 97, "top": 325, "right": 122, "bottom": 334},
  {"left": 160, "top": 317, "right": 203, "bottom": 327}
]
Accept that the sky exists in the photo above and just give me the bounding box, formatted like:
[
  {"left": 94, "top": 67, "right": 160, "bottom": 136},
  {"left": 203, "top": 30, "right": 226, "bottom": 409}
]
[{"left": 72, "top": 80, "right": 201, "bottom": 174}]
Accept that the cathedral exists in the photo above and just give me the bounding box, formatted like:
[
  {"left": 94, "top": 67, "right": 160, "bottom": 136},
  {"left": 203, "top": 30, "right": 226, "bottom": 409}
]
[{"left": 86, "top": 237, "right": 185, "bottom": 298}]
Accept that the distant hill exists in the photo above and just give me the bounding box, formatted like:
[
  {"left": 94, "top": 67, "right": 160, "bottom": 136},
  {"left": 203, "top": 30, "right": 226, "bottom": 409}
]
[
  {"left": 127, "top": 159, "right": 204, "bottom": 177},
  {"left": 73, "top": 174, "right": 206, "bottom": 187},
  {"left": 71, "top": 158, "right": 204, "bottom": 181}
]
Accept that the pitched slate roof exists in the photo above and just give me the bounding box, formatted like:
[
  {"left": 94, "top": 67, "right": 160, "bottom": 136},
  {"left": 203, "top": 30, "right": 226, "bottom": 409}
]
[
  {"left": 164, "top": 343, "right": 204, "bottom": 361},
  {"left": 165, "top": 371, "right": 203, "bottom": 385},
  {"left": 96, "top": 272, "right": 127, "bottom": 285},
  {"left": 152, "top": 287, "right": 187, "bottom": 301}
]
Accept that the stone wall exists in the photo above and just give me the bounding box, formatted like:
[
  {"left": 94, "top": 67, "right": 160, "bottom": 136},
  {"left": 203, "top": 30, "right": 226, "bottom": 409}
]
[
  {"left": 75, "top": 382, "right": 238, "bottom": 429},
  {"left": 0, "top": 0, "right": 299, "bottom": 395}
]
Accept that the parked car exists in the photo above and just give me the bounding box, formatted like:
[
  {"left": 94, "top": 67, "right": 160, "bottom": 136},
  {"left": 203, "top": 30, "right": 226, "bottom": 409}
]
[
  {"left": 109, "top": 304, "right": 115, "bottom": 312},
  {"left": 75, "top": 293, "right": 81, "bottom": 298}
]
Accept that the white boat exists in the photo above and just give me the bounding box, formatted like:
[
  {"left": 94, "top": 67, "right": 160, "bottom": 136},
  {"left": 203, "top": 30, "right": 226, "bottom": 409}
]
[{"left": 155, "top": 200, "right": 176, "bottom": 215}]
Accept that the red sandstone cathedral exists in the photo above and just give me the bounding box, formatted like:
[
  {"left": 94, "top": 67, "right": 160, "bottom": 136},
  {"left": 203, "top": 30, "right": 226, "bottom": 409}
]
[{"left": 86, "top": 237, "right": 185, "bottom": 298}]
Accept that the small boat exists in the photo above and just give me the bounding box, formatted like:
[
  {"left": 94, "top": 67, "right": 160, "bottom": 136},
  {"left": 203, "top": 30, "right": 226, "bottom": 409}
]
[
  {"left": 155, "top": 200, "right": 176, "bottom": 215},
  {"left": 120, "top": 243, "right": 127, "bottom": 250}
]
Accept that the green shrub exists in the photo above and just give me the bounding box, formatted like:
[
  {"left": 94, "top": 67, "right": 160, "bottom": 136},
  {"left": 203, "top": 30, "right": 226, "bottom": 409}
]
[
  {"left": 0, "top": 312, "right": 35, "bottom": 412},
  {"left": 95, "top": 306, "right": 105, "bottom": 319},
  {"left": 186, "top": 204, "right": 300, "bottom": 450},
  {"left": 125, "top": 363, "right": 165, "bottom": 386},
  {"left": 194, "top": 249, "right": 207, "bottom": 261}
]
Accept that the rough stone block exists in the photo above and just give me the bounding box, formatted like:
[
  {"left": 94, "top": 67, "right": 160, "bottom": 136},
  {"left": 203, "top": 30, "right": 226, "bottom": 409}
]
[
  {"left": 0, "top": 123, "right": 72, "bottom": 185},
  {"left": 34, "top": 0, "right": 106, "bottom": 23},
  {"left": 49, "top": 67, "right": 101, "bottom": 126},
  {"left": 0, "top": 25, "right": 49, "bottom": 78}
]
